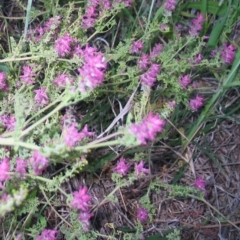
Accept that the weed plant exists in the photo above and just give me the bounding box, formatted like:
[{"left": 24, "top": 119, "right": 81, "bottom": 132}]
[{"left": 0, "top": 0, "right": 239, "bottom": 239}]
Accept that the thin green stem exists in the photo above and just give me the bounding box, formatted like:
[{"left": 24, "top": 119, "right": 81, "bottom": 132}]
[
  {"left": 20, "top": 101, "right": 66, "bottom": 138},
  {"left": 0, "top": 138, "right": 40, "bottom": 150}
]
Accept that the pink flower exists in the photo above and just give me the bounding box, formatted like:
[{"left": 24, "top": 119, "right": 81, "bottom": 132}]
[
  {"left": 54, "top": 33, "right": 74, "bottom": 56},
  {"left": 36, "top": 229, "right": 58, "bottom": 240},
  {"left": 194, "top": 53, "right": 203, "bottom": 64},
  {"left": 30, "top": 151, "right": 49, "bottom": 175},
  {"left": 34, "top": 87, "right": 49, "bottom": 106},
  {"left": 0, "top": 114, "right": 16, "bottom": 131},
  {"left": 130, "top": 40, "right": 144, "bottom": 54},
  {"left": 44, "top": 16, "right": 61, "bottom": 32},
  {"left": 189, "top": 13, "right": 204, "bottom": 36},
  {"left": 221, "top": 43, "right": 236, "bottom": 64},
  {"left": 53, "top": 73, "right": 74, "bottom": 89},
  {"left": 20, "top": 65, "right": 36, "bottom": 85},
  {"left": 0, "top": 158, "right": 10, "bottom": 183},
  {"left": 164, "top": 0, "right": 177, "bottom": 12},
  {"left": 114, "top": 157, "right": 130, "bottom": 176},
  {"left": 78, "top": 124, "right": 95, "bottom": 140},
  {"left": 194, "top": 177, "right": 206, "bottom": 191},
  {"left": 71, "top": 186, "right": 92, "bottom": 211},
  {"left": 82, "top": 5, "right": 98, "bottom": 29},
  {"left": 135, "top": 161, "right": 150, "bottom": 177},
  {"left": 136, "top": 207, "right": 148, "bottom": 222},
  {"left": 0, "top": 72, "right": 8, "bottom": 90},
  {"left": 189, "top": 95, "right": 204, "bottom": 111},
  {"left": 179, "top": 74, "right": 191, "bottom": 89},
  {"left": 129, "top": 112, "right": 165, "bottom": 145},
  {"left": 140, "top": 63, "right": 160, "bottom": 87},
  {"left": 15, "top": 158, "right": 28, "bottom": 177},
  {"left": 64, "top": 123, "right": 93, "bottom": 147},
  {"left": 79, "top": 211, "right": 94, "bottom": 232},
  {"left": 78, "top": 45, "right": 106, "bottom": 92},
  {"left": 64, "top": 123, "right": 82, "bottom": 147},
  {"left": 150, "top": 43, "right": 163, "bottom": 60},
  {"left": 137, "top": 54, "right": 150, "bottom": 71},
  {"left": 168, "top": 101, "right": 176, "bottom": 108}
]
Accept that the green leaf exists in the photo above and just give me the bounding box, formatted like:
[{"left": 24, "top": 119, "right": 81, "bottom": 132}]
[{"left": 183, "top": 1, "right": 228, "bottom": 16}]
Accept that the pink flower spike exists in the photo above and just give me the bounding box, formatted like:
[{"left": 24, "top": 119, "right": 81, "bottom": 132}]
[
  {"left": 71, "top": 186, "right": 92, "bottom": 211},
  {"left": 130, "top": 113, "right": 165, "bottom": 145},
  {"left": 0, "top": 114, "right": 16, "bottom": 131},
  {"left": 194, "top": 177, "right": 206, "bottom": 191},
  {"left": 130, "top": 40, "right": 144, "bottom": 54},
  {"left": 189, "top": 95, "right": 204, "bottom": 111},
  {"left": 221, "top": 43, "right": 236, "bottom": 64},
  {"left": 54, "top": 73, "right": 74, "bottom": 89},
  {"left": 15, "top": 158, "right": 28, "bottom": 177},
  {"left": 20, "top": 65, "right": 36, "bottom": 85},
  {"left": 135, "top": 161, "right": 150, "bottom": 177},
  {"left": 34, "top": 87, "right": 49, "bottom": 107},
  {"left": 54, "top": 33, "right": 74, "bottom": 56},
  {"left": 0, "top": 72, "right": 8, "bottom": 90},
  {"left": 36, "top": 229, "right": 58, "bottom": 240},
  {"left": 189, "top": 13, "right": 204, "bottom": 36},
  {"left": 0, "top": 157, "right": 10, "bottom": 183},
  {"left": 140, "top": 63, "right": 160, "bottom": 87},
  {"left": 79, "top": 211, "right": 94, "bottom": 232},
  {"left": 30, "top": 151, "right": 49, "bottom": 175},
  {"left": 64, "top": 123, "right": 82, "bottom": 147},
  {"left": 136, "top": 207, "right": 148, "bottom": 222},
  {"left": 150, "top": 43, "right": 163, "bottom": 60},
  {"left": 164, "top": 0, "right": 177, "bottom": 12},
  {"left": 179, "top": 74, "right": 191, "bottom": 89},
  {"left": 114, "top": 157, "right": 130, "bottom": 176},
  {"left": 79, "top": 124, "right": 95, "bottom": 140},
  {"left": 137, "top": 54, "right": 150, "bottom": 71}
]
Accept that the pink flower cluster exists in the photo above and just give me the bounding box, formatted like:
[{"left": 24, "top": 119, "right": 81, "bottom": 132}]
[
  {"left": 78, "top": 45, "right": 107, "bottom": 92},
  {"left": 150, "top": 43, "right": 163, "bottom": 60},
  {"left": 53, "top": 73, "right": 74, "bottom": 89},
  {"left": 136, "top": 207, "right": 148, "bottom": 222},
  {"left": 15, "top": 158, "right": 28, "bottom": 177},
  {"left": 130, "top": 113, "right": 165, "bottom": 144},
  {"left": 221, "top": 43, "right": 236, "bottom": 64},
  {"left": 0, "top": 158, "right": 10, "bottom": 189},
  {"left": 0, "top": 72, "right": 8, "bottom": 90},
  {"left": 36, "top": 229, "right": 58, "bottom": 240},
  {"left": 140, "top": 64, "right": 161, "bottom": 87},
  {"left": 114, "top": 158, "right": 150, "bottom": 178},
  {"left": 194, "top": 177, "right": 206, "bottom": 191},
  {"left": 178, "top": 74, "right": 191, "bottom": 89},
  {"left": 30, "top": 151, "right": 49, "bottom": 175},
  {"left": 34, "top": 16, "right": 61, "bottom": 41},
  {"left": 0, "top": 114, "right": 16, "bottom": 131},
  {"left": 137, "top": 43, "right": 162, "bottom": 87},
  {"left": 189, "top": 95, "right": 204, "bottom": 111},
  {"left": 20, "top": 65, "right": 36, "bottom": 85},
  {"left": 135, "top": 161, "right": 150, "bottom": 177},
  {"left": 64, "top": 123, "right": 94, "bottom": 148},
  {"left": 34, "top": 87, "right": 49, "bottom": 107},
  {"left": 130, "top": 40, "right": 144, "bottom": 55},
  {"left": 54, "top": 33, "right": 75, "bottom": 57},
  {"left": 138, "top": 54, "right": 150, "bottom": 71},
  {"left": 114, "top": 157, "right": 130, "bottom": 175},
  {"left": 164, "top": 0, "right": 177, "bottom": 12},
  {"left": 189, "top": 13, "right": 204, "bottom": 36},
  {"left": 71, "top": 186, "right": 93, "bottom": 232}
]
